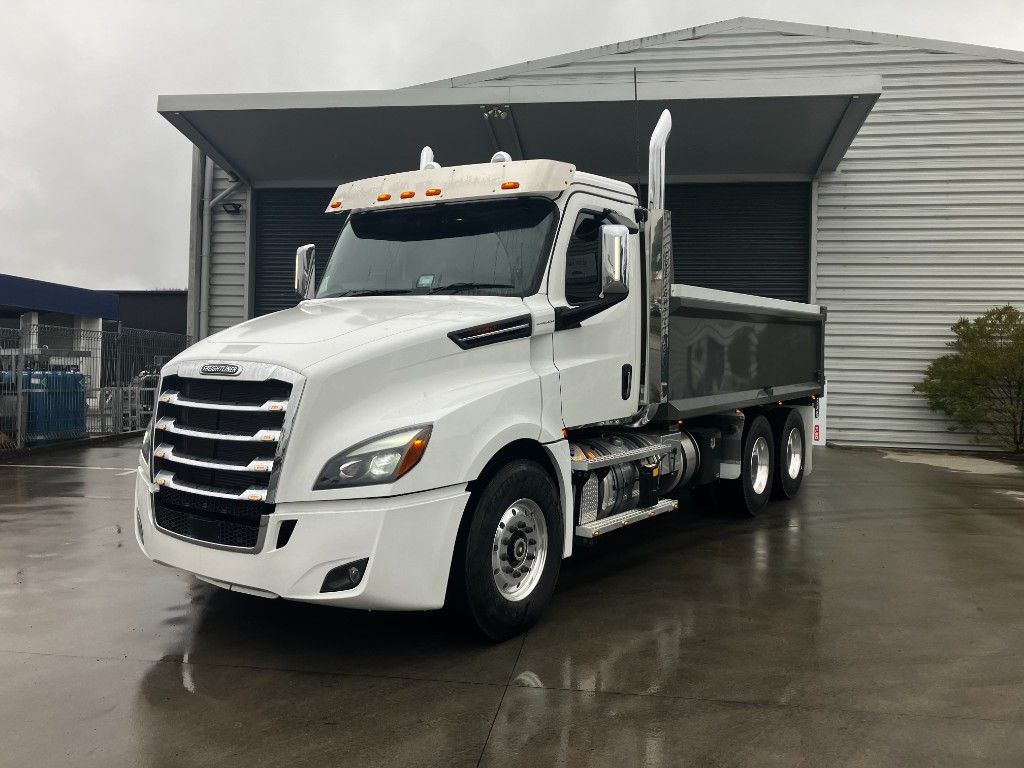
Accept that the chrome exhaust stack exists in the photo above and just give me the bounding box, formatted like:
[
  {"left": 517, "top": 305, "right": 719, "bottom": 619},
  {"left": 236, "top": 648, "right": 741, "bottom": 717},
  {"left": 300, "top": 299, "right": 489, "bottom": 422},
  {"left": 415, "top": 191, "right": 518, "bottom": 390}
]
[
  {"left": 647, "top": 109, "right": 672, "bottom": 210},
  {"left": 638, "top": 109, "right": 674, "bottom": 422}
]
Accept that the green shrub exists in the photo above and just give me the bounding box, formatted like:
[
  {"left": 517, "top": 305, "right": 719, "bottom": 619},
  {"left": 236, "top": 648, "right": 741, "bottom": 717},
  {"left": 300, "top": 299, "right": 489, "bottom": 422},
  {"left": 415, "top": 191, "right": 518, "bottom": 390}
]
[{"left": 915, "top": 305, "right": 1024, "bottom": 452}]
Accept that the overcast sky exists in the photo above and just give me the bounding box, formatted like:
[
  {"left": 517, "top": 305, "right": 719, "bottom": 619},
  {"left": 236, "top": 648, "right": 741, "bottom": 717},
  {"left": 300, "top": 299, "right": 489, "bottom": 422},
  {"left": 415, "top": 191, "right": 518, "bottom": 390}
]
[{"left": 1, "top": 0, "right": 1022, "bottom": 290}]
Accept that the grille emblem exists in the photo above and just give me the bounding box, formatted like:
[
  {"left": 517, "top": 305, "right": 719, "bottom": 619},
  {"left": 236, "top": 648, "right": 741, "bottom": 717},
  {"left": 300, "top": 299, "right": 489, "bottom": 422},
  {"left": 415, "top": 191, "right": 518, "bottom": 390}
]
[{"left": 200, "top": 363, "right": 241, "bottom": 376}]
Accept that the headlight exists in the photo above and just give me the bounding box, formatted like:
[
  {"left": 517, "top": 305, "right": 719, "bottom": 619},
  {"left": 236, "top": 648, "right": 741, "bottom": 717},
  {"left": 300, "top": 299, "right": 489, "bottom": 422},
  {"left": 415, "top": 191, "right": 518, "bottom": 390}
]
[{"left": 313, "top": 425, "right": 432, "bottom": 490}]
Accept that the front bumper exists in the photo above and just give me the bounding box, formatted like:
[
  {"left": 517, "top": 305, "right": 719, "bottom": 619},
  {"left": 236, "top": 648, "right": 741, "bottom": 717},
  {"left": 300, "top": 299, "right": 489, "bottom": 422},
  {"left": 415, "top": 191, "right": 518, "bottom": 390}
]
[{"left": 133, "top": 468, "right": 469, "bottom": 610}]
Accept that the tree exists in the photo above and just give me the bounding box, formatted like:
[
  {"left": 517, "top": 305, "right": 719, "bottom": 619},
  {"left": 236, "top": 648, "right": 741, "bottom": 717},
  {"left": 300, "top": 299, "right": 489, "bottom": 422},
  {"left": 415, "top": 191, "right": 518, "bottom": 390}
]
[{"left": 915, "top": 305, "right": 1024, "bottom": 452}]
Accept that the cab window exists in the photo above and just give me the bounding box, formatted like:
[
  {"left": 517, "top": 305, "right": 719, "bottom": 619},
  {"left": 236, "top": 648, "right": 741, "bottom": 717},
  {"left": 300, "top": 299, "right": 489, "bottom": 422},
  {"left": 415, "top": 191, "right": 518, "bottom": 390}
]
[{"left": 564, "top": 212, "right": 602, "bottom": 305}]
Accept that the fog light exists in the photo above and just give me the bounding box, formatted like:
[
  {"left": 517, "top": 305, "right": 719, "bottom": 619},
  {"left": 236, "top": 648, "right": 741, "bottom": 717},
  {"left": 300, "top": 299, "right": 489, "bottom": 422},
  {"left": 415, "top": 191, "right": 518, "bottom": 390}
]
[{"left": 320, "top": 558, "right": 369, "bottom": 593}]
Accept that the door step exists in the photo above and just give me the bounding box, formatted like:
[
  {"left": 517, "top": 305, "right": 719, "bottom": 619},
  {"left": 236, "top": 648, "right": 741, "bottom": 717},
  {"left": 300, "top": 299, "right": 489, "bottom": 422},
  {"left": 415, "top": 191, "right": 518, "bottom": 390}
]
[
  {"left": 575, "top": 498, "right": 678, "bottom": 538},
  {"left": 570, "top": 443, "right": 672, "bottom": 471}
]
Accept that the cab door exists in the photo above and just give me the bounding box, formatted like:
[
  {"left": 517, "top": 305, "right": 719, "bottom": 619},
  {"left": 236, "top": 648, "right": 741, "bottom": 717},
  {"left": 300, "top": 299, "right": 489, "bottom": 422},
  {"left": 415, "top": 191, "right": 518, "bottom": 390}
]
[{"left": 549, "top": 194, "right": 642, "bottom": 428}]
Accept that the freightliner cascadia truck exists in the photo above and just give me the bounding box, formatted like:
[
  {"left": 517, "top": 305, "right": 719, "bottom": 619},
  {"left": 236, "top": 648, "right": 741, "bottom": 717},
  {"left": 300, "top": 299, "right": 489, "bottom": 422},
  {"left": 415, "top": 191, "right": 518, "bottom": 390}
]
[{"left": 134, "top": 111, "right": 825, "bottom": 640}]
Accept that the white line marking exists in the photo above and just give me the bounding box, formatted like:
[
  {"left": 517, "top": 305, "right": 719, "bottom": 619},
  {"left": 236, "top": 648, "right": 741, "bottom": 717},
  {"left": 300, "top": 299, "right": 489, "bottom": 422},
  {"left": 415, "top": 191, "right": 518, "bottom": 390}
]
[{"left": 0, "top": 464, "right": 136, "bottom": 472}]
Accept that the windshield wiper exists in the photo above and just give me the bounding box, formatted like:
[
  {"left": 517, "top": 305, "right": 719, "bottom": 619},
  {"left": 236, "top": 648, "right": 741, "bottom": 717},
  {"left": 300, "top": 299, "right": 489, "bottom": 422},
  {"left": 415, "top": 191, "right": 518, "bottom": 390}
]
[
  {"left": 321, "top": 289, "right": 415, "bottom": 298},
  {"left": 430, "top": 282, "right": 515, "bottom": 294}
]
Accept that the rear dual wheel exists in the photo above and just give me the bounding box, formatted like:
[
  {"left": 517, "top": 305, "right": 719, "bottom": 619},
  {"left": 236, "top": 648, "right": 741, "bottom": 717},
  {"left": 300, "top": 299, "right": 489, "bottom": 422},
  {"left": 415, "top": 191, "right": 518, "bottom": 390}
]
[
  {"left": 770, "top": 408, "right": 805, "bottom": 500},
  {"left": 723, "top": 414, "right": 775, "bottom": 516}
]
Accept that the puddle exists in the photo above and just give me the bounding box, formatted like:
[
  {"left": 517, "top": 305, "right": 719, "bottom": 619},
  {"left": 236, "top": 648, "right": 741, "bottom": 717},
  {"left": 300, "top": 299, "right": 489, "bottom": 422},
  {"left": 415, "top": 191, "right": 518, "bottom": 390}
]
[{"left": 881, "top": 450, "right": 1023, "bottom": 477}]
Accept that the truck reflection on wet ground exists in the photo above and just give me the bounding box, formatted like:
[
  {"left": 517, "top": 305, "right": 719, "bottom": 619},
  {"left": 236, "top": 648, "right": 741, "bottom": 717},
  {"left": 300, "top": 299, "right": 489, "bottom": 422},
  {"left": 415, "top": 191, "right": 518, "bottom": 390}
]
[{"left": 3, "top": 439, "right": 1024, "bottom": 766}]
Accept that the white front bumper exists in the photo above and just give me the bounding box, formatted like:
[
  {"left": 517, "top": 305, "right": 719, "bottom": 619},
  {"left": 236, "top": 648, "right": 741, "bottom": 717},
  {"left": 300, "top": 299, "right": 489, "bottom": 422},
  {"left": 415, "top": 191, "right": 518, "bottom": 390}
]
[{"left": 133, "top": 469, "right": 469, "bottom": 610}]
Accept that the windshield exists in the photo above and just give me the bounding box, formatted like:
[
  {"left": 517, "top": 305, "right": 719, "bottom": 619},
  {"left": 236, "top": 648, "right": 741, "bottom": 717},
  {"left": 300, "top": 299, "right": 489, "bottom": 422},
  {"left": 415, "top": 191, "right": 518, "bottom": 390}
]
[{"left": 316, "top": 198, "right": 557, "bottom": 298}]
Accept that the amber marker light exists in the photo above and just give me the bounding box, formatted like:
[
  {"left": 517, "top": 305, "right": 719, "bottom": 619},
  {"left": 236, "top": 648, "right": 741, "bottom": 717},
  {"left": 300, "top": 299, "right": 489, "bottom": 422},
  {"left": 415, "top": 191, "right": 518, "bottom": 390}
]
[
  {"left": 500, "top": 181, "right": 520, "bottom": 190},
  {"left": 329, "top": 200, "right": 342, "bottom": 209},
  {"left": 400, "top": 190, "right": 415, "bottom": 199},
  {"left": 425, "top": 188, "right": 442, "bottom": 196},
  {"left": 377, "top": 193, "right": 391, "bottom": 202},
  {"left": 396, "top": 431, "right": 431, "bottom": 477}
]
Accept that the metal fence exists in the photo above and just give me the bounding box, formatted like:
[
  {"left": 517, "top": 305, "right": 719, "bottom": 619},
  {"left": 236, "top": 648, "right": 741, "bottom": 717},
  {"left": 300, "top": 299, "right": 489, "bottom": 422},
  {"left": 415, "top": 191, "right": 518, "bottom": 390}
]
[{"left": 0, "top": 323, "right": 188, "bottom": 452}]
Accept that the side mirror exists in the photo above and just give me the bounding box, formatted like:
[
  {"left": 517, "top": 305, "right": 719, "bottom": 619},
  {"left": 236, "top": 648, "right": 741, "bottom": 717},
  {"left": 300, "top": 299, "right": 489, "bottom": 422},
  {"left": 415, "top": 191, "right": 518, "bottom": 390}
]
[
  {"left": 600, "top": 224, "right": 630, "bottom": 297},
  {"left": 294, "top": 244, "right": 316, "bottom": 299}
]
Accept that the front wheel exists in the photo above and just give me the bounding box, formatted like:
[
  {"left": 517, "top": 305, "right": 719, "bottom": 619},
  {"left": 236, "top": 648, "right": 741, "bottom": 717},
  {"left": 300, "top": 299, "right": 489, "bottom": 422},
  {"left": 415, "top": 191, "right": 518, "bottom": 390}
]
[{"left": 449, "top": 459, "right": 563, "bottom": 641}]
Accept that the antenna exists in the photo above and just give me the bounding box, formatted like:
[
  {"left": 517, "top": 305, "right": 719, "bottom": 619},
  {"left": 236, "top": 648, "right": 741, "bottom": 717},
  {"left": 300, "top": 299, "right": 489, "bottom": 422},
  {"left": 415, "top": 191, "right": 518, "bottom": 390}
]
[
  {"left": 419, "top": 146, "right": 440, "bottom": 170},
  {"left": 647, "top": 110, "right": 672, "bottom": 210},
  {"left": 633, "top": 67, "right": 640, "bottom": 195}
]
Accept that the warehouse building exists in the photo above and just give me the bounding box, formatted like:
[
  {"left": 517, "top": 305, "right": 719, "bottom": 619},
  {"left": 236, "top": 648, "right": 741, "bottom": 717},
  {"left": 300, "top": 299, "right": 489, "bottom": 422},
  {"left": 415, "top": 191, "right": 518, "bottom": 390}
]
[{"left": 159, "top": 17, "right": 1024, "bottom": 449}]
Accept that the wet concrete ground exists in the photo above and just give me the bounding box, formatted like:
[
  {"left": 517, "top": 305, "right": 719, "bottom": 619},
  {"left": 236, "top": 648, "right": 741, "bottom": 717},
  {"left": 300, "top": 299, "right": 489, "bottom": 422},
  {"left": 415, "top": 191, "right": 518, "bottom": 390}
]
[{"left": 2, "top": 438, "right": 1024, "bottom": 766}]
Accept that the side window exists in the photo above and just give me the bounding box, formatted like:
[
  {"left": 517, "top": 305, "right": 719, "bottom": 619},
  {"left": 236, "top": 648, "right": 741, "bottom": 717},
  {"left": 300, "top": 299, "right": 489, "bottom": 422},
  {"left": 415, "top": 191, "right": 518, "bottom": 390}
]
[{"left": 564, "top": 212, "right": 602, "bottom": 304}]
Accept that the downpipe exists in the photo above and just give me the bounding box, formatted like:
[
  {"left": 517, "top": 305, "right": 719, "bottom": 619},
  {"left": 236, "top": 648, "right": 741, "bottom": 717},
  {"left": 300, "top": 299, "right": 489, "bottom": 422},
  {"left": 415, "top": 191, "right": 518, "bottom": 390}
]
[{"left": 198, "top": 160, "right": 244, "bottom": 340}]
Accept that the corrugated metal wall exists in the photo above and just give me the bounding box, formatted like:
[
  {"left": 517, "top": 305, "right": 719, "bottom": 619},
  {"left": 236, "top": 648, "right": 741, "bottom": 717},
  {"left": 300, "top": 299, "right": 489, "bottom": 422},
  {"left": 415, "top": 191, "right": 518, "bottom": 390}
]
[
  {"left": 456, "top": 25, "right": 1024, "bottom": 449},
  {"left": 207, "top": 166, "right": 249, "bottom": 334}
]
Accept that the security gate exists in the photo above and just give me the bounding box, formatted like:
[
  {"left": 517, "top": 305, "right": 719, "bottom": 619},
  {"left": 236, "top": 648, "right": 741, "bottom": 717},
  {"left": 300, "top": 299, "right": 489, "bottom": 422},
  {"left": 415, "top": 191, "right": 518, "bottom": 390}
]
[{"left": 0, "top": 323, "right": 187, "bottom": 452}]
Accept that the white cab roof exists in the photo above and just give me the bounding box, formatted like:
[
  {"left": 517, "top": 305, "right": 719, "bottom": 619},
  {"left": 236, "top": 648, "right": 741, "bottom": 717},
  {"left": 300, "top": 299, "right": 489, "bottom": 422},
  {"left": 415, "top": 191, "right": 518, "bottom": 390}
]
[{"left": 326, "top": 159, "right": 576, "bottom": 214}]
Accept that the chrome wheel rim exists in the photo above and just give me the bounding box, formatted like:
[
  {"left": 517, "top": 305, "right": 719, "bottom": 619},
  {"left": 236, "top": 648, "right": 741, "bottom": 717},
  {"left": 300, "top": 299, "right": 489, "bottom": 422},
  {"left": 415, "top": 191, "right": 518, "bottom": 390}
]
[
  {"left": 786, "top": 427, "right": 803, "bottom": 480},
  {"left": 491, "top": 498, "right": 547, "bottom": 602},
  {"left": 750, "top": 436, "right": 770, "bottom": 495}
]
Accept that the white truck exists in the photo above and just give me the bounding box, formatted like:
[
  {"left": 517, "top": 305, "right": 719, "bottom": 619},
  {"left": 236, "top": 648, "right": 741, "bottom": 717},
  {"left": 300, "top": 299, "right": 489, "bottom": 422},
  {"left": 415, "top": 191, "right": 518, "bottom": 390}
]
[{"left": 134, "top": 112, "right": 825, "bottom": 640}]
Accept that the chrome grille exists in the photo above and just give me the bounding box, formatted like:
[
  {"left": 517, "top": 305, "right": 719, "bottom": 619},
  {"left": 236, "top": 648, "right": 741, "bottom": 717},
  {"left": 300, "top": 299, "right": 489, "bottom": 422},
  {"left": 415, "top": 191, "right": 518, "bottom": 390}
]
[{"left": 149, "top": 362, "right": 303, "bottom": 551}]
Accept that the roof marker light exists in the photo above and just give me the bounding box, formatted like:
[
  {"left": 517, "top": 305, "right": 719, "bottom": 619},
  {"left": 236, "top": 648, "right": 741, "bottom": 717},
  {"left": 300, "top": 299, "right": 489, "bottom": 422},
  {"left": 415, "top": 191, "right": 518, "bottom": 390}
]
[
  {"left": 425, "top": 188, "right": 442, "bottom": 196},
  {"left": 329, "top": 200, "right": 342, "bottom": 209},
  {"left": 491, "top": 151, "right": 511, "bottom": 163},
  {"left": 400, "top": 191, "right": 415, "bottom": 199},
  {"left": 500, "top": 181, "right": 520, "bottom": 190},
  {"left": 377, "top": 193, "right": 391, "bottom": 202}
]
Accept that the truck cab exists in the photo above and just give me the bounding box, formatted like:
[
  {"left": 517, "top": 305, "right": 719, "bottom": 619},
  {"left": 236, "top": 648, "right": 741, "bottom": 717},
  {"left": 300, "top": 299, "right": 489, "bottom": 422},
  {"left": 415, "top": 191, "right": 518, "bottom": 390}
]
[{"left": 135, "top": 113, "right": 823, "bottom": 639}]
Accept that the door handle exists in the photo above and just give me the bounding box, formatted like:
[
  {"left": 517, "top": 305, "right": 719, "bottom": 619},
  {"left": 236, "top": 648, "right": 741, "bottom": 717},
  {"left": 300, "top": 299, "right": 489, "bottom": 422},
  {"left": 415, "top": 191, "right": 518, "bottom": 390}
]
[{"left": 621, "top": 364, "right": 632, "bottom": 400}]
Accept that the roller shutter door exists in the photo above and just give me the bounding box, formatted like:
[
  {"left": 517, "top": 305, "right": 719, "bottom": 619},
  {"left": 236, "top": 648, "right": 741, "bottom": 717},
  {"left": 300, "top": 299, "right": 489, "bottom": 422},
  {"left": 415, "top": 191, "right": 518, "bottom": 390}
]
[
  {"left": 665, "top": 183, "right": 810, "bottom": 302},
  {"left": 252, "top": 184, "right": 809, "bottom": 315},
  {"left": 253, "top": 189, "right": 346, "bottom": 317}
]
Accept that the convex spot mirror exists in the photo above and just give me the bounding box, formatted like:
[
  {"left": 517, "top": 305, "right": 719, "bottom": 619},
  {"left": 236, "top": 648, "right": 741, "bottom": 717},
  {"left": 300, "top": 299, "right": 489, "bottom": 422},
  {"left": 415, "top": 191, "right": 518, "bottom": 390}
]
[
  {"left": 600, "top": 224, "right": 630, "bottom": 297},
  {"left": 295, "top": 244, "right": 316, "bottom": 299}
]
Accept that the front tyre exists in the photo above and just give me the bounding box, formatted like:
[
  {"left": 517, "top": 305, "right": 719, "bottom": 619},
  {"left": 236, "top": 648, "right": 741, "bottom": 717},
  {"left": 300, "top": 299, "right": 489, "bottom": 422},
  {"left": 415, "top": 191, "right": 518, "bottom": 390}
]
[{"left": 451, "top": 460, "right": 563, "bottom": 641}]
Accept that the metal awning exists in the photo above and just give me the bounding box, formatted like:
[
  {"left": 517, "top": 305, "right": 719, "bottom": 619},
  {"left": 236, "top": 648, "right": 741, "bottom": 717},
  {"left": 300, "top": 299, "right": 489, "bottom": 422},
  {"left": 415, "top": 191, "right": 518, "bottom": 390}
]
[{"left": 158, "top": 76, "right": 881, "bottom": 188}]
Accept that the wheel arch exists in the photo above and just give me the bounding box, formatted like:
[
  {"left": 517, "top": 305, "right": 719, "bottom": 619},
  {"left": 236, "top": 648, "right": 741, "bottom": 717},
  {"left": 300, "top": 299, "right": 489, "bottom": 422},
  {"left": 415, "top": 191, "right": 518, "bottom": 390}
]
[{"left": 464, "top": 436, "right": 572, "bottom": 555}]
